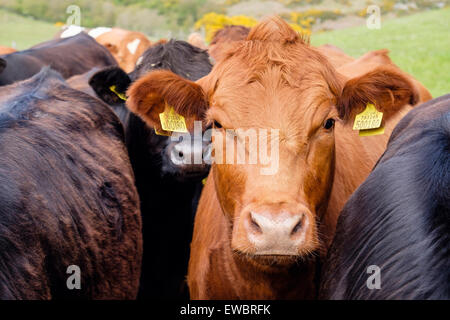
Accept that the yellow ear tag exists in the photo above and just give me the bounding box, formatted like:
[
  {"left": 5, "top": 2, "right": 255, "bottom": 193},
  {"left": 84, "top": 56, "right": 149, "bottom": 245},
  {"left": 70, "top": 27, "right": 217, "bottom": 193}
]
[
  {"left": 159, "top": 104, "right": 188, "bottom": 133},
  {"left": 109, "top": 85, "right": 127, "bottom": 101},
  {"left": 358, "top": 126, "right": 385, "bottom": 137},
  {"left": 202, "top": 178, "right": 207, "bottom": 185},
  {"left": 353, "top": 103, "right": 384, "bottom": 136},
  {"left": 154, "top": 128, "right": 171, "bottom": 136}
]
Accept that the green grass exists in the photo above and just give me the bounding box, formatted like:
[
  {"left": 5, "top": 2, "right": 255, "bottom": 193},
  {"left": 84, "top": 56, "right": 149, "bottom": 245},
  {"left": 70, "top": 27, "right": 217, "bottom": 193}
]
[
  {"left": 0, "top": 9, "right": 58, "bottom": 50},
  {"left": 311, "top": 8, "right": 450, "bottom": 98},
  {"left": 0, "top": 7, "right": 448, "bottom": 97}
]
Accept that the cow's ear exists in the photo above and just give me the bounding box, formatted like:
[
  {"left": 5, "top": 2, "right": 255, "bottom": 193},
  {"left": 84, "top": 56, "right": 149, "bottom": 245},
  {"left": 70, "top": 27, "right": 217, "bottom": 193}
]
[
  {"left": 88, "top": 66, "right": 131, "bottom": 105},
  {"left": 126, "top": 70, "right": 208, "bottom": 131},
  {"left": 337, "top": 65, "right": 420, "bottom": 122},
  {"left": 0, "top": 58, "right": 6, "bottom": 74}
]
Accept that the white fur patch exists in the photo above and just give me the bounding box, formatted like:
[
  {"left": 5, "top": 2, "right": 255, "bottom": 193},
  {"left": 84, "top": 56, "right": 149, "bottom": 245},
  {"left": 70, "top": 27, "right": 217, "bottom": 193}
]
[
  {"left": 88, "top": 27, "right": 112, "bottom": 39},
  {"left": 127, "top": 39, "right": 141, "bottom": 55},
  {"left": 61, "top": 25, "right": 85, "bottom": 38}
]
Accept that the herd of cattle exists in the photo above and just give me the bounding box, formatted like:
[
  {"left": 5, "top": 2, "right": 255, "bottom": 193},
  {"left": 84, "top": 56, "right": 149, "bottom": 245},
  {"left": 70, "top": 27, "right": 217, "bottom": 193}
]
[{"left": 0, "top": 16, "right": 448, "bottom": 300}]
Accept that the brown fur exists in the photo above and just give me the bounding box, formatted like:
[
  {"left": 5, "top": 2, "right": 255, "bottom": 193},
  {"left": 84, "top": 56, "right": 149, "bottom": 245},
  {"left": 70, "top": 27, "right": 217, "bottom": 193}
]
[
  {"left": 95, "top": 28, "right": 151, "bottom": 72},
  {"left": 66, "top": 68, "right": 100, "bottom": 97},
  {"left": 126, "top": 70, "right": 208, "bottom": 132},
  {"left": 188, "top": 33, "right": 207, "bottom": 50},
  {"left": 189, "top": 18, "right": 429, "bottom": 299},
  {"left": 315, "top": 44, "right": 353, "bottom": 68},
  {"left": 338, "top": 49, "right": 432, "bottom": 103},
  {"left": 338, "top": 65, "right": 419, "bottom": 121},
  {"left": 208, "top": 25, "right": 250, "bottom": 63},
  {"left": 0, "top": 46, "right": 16, "bottom": 55}
]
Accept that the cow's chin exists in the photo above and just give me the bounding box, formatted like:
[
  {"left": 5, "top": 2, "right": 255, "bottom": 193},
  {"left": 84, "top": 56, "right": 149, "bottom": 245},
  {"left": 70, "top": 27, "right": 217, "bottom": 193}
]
[
  {"left": 231, "top": 247, "right": 317, "bottom": 269},
  {"left": 244, "top": 253, "right": 302, "bottom": 268}
]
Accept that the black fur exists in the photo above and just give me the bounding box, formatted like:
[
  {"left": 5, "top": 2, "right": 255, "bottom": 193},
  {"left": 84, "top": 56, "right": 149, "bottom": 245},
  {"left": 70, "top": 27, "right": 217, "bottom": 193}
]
[
  {"left": 88, "top": 40, "right": 212, "bottom": 299},
  {"left": 0, "top": 69, "right": 142, "bottom": 299},
  {"left": 129, "top": 39, "right": 212, "bottom": 81}
]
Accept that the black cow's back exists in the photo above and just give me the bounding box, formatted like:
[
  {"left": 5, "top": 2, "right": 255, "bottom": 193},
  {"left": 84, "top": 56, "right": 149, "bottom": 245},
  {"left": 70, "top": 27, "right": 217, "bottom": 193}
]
[
  {"left": 0, "top": 33, "right": 116, "bottom": 86},
  {"left": 0, "top": 69, "right": 142, "bottom": 299}
]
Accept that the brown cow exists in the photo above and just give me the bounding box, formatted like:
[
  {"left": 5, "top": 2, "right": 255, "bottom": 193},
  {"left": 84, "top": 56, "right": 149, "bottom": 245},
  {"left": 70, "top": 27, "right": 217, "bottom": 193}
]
[
  {"left": 315, "top": 44, "right": 354, "bottom": 68},
  {"left": 208, "top": 25, "right": 250, "bottom": 63},
  {"left": 188, "top": 32, "right": 207, "bottom": 50},
  {"left": 317, "top": 46, "right": 432, "bottom": 103},
  {"left": 54, "top": 26, "right": 150, "bottom": 72},
  {"left": 336, "top": 49, "right": 432, "bottom": 102},
  {"left": 0, "top": 46, "right": 16, "bottom": 55},
  {"left": 125, "top": 17, "right": 430, "bottom": 299},
  {"left": 93, "top": 28, "right": 151, "bottom": 73},
  {"left": 319, "top": 48, "right": 432, "bottom": 242}
]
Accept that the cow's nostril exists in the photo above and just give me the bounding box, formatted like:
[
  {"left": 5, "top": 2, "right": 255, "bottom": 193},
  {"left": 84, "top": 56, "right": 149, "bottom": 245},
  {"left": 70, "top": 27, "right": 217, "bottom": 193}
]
[
  {"left": 250, "top": 216, "right": 262, "bottom": 233},
  {"left": 291, "top": 217, "right": 303, "bottom": 235}
]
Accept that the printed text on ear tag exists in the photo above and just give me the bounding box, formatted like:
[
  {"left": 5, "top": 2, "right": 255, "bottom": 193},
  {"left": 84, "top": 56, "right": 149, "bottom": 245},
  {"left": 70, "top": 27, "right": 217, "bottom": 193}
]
[
  {"left": 159, "top": 104, "right": 188, "bottom": 133},
  {"left": 353, "top": 103, "right": 383, "bottom": 131},
  {"left": 109, "top": 85, "right": 127, "bottom": 101},
  {"left": 353, "top": 103, "right": 384, "bottom": 136}
]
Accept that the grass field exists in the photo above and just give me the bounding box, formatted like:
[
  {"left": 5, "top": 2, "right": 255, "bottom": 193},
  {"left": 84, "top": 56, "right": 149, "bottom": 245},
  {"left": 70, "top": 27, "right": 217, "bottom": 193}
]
[
  {"left": 0, "top": 9, "right": 58, "bottom": 50},
  {"left": 0, "top": 7, "right": 448, "bottom": 97},
  {"left": 312, "top": 8, "right": 450, "bottom": 98}
]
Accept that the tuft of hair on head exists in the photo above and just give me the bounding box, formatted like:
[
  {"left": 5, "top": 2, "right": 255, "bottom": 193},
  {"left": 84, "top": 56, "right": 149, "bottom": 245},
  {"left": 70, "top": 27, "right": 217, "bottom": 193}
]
[
  {"left": 247, "top": 16, "right": 303, "bottom": 45},
  {"left": 210, "top": 25, "right": 250, "bottom": 45}
]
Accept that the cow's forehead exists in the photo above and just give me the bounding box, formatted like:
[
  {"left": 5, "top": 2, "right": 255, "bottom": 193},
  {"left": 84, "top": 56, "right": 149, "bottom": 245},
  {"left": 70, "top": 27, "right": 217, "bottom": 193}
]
[
  {"left": 207, "top": 40, "right": 341, "bottom": 100},
  {"left": 207, "top": 62, "right": 337, "bottom": 125},
  {"left": 208, "top": 79, "right": 336, "bottom": 135}
]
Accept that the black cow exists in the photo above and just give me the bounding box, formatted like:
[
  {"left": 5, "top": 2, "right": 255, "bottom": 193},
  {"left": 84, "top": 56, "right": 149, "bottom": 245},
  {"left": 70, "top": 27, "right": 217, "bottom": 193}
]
[
  {"left": 0, "top": 68, "right": 142, "bottom": 299},
  {"left": 0, "top": 33, "right": 116, "bottom": 86},
  {"left": 87, "top": 40, "right": 212, "bottom": 299},
  {"left": 319, "top": 94, "right": 450, "bottom": 300}
]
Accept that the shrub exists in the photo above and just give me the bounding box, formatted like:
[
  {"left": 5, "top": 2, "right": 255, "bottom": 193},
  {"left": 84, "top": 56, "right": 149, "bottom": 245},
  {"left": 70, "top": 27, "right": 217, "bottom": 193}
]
[{"left": 194, "top": 12, "right": 258, "bottom": 42}]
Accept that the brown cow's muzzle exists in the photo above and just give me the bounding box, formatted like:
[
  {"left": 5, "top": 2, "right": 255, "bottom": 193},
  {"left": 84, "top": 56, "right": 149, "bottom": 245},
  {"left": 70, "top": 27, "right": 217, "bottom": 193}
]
[{"left": 231, "top": 203, "right": 317, "bottom": 262}]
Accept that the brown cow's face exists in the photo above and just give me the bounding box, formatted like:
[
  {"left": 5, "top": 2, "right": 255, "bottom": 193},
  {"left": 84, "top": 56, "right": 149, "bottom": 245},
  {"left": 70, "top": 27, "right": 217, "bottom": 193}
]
[
  {"left": 199, "top": 19, "right": 418, "bottom": 266},
  {"left": 203, "top": 43, "right": 341, "bottom": 264}
]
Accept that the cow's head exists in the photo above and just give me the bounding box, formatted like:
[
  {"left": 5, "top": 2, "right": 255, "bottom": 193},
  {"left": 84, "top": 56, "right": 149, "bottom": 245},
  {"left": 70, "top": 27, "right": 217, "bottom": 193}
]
[
  {"left": 208, "top": 25, "right": 250, "bottom": 63},
  {"left": 127, "top": 18, "right": 419, "bottom": 264},
  {"left": 125, "top": 69, "right": 211, "bottom": 179},
  {"left": 89, "top": 40, "right": 212, "bottom": 180}
]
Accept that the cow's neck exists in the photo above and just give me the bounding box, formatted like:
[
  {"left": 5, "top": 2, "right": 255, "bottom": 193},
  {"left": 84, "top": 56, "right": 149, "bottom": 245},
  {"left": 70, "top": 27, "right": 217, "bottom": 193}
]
[{"left": 227, "top": 244, "right": 316, "bottom": 299}]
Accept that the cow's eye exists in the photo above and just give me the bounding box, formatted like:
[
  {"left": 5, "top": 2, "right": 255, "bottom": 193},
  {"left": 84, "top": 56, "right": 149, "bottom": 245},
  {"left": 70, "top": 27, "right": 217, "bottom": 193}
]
[
  {"left": 323, "top": 118, "right": 335, "bottom": 130},
  {"left": 213, "top": 120, "right": 223, "bottom": 129}
]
